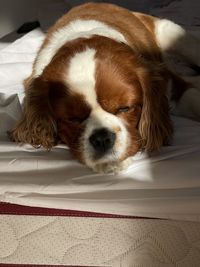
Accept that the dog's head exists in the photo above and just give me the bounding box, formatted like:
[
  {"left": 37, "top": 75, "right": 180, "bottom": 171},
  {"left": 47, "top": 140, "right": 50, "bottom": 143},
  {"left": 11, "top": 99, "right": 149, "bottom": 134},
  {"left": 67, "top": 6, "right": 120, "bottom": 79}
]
[{"left": 11, "top": 36, "right": 173, "bottom": 171}]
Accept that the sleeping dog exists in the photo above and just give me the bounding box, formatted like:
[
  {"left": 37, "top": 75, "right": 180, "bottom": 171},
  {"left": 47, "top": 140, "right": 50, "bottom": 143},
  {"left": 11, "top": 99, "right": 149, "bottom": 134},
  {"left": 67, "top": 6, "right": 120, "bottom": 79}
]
[{"left": 10, "top": 3, "right": 200, "bottom": 173}]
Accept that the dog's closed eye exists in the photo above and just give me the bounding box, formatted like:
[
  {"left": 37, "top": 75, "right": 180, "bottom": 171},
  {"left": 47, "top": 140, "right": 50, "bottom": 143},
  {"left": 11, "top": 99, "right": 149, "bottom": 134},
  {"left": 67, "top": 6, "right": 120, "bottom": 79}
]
[
  {"left": 115, "top": 105, "right": 138, "bottom": 115},
  {"left": 116, "top": 106, "right": 130, "bottom": 113},
  {"left": 67, "top": 116, "right": 88, "bottom": 124}
]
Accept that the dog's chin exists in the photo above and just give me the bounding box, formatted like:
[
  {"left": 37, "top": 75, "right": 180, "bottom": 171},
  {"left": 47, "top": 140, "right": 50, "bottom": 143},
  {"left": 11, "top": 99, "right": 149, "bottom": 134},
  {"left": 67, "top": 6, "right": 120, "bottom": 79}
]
[
  {"left": 87, "top": 157, "right": 133, "bottom": 174},
  {"left": 85, "top": 150, "right": 132, "bottom": 174}
]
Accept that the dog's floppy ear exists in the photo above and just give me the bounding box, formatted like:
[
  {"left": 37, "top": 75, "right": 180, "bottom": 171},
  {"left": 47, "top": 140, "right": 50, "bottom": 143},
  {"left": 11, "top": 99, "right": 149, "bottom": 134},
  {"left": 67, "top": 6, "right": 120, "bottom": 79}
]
[
  {"left": 138, "top": 67, "right": 173, "bottom": 151},
  {"left": 9, "top": 77, "right": 57, "bottom": 149}
]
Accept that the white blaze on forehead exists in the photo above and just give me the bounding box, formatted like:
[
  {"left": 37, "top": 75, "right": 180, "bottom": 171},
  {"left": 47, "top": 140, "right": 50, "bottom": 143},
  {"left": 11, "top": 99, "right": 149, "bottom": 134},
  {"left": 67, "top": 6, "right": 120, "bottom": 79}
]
[
  {"left": 64, "top": 48, "right": 130, "bottom": 167},
  {"left": 33, "top": 19, "right": 127, "bottom": 77},
  {"left": 67, "top": 48, "right": 97, "bottom": 107}
]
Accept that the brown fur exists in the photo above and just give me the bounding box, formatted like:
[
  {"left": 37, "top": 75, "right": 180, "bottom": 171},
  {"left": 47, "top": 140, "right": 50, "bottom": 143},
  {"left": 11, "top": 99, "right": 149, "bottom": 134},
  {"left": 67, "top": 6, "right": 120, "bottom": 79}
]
[
  {"left": 10, "top": 2, "right": 185, "bottom": 166},
  {"left": 9, "top": 77, "right": 57, "bottom": 149},
  {"left": 137, "top": 66, "right": 173, "bottom": 151}
]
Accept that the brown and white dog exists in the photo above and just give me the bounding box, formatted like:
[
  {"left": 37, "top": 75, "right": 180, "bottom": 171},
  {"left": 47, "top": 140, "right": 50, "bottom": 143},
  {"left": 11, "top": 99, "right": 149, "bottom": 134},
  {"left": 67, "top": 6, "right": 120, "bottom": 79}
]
[{"left": 10, "top": 3, "right": 200, "bottom": 173}]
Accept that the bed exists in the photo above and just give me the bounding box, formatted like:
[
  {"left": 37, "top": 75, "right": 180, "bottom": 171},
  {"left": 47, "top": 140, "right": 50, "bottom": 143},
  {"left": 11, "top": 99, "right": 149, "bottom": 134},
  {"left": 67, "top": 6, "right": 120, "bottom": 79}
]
[{"left": 0, "top": 1, "right": 200, "bottom": 266}]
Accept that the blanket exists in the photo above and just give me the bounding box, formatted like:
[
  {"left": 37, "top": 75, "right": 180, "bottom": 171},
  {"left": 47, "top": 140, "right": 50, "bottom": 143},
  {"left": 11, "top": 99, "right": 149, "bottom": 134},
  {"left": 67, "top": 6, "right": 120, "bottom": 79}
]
[{"left": 0, "top": 28, "right": 200, "bottom": 221}]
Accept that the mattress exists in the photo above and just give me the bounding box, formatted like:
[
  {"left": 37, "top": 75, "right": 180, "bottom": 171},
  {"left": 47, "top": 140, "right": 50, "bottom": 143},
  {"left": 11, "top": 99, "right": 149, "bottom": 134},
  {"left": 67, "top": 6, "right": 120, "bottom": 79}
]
[{"left": 1, "top": 202, "right": 200, "bottom": 267}]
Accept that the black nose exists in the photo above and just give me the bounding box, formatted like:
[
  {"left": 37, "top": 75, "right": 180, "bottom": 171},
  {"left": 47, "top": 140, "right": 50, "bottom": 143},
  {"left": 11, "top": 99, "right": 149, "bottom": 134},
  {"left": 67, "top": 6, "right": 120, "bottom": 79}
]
[{"left": 89, "top": 128, "right": 116, "bottom": 155}]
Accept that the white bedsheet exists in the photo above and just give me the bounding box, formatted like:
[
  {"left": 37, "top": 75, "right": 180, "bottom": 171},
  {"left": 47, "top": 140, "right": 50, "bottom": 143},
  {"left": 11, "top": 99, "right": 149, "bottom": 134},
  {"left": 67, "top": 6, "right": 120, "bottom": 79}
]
[{"left": 0, "top": 29, "right": 200, "bottom": 221}]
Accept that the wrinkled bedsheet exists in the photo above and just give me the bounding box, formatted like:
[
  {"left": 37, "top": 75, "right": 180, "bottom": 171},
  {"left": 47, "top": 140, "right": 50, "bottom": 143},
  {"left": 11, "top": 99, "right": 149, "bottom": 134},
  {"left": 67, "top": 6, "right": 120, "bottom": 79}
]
[{"left": 0, "top": 29, "right": 200, "bottom": 221}]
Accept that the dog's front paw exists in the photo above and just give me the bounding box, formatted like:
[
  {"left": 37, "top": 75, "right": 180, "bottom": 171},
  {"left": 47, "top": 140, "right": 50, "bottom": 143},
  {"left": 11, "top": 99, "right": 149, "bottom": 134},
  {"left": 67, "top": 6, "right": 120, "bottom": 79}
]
[{"left": 93, "top": 157, "right": 133, "bottom": 174}]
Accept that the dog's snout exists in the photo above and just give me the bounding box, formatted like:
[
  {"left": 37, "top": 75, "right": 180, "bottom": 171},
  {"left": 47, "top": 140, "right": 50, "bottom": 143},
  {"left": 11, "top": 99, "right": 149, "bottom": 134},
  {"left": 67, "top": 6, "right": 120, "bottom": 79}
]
[{"left": 89, "top": 128, "right": 116, "bottom": 154}]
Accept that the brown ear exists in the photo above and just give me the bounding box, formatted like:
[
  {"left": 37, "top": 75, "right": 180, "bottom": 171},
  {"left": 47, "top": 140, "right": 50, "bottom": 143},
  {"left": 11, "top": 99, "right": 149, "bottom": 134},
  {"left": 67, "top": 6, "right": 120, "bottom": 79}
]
[
  {"left": 9, "top": 77, "right": 57, "bottom": 149},
  {"left": 138, "top": 67, "right": 173, "bottom": 151}
]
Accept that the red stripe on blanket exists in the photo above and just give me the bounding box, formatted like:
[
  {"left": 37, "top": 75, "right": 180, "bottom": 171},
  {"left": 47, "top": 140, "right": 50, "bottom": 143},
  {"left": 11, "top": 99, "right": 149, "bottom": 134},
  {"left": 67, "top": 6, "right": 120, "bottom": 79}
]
[
  {"left": 0, "top": 202, "right": 158, "bottom": 219},
  {"left": 0, "top": 264, "right": 103, "bottom": 267}
]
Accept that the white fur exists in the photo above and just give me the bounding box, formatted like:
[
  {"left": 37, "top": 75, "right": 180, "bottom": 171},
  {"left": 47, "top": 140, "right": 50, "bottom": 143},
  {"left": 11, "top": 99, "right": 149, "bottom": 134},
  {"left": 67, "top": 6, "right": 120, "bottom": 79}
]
[
  {"left": 67, "top": 48, "right": 97, "bottom": 107},
  {"left": 155, "top": 19, "right": 185, "bottom": 51},
  {"left": 66, "top": 48, "right": 130, "bottom": 170},
  {"left": 93, "top": 157, "right": 133, "bottom": 174},
  {"left": 155, "top": 19, "right": 200, "bottom": 66},
  {"left": 34, "top": 19, "right": 127, "bottom": 77}
]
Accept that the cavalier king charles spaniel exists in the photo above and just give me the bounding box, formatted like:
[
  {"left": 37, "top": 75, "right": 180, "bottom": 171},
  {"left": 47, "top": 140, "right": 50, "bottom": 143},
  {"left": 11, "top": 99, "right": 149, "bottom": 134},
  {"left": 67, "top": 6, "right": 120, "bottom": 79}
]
[{"left": 9, "top": 3, "right": 200, "bottom": 173}]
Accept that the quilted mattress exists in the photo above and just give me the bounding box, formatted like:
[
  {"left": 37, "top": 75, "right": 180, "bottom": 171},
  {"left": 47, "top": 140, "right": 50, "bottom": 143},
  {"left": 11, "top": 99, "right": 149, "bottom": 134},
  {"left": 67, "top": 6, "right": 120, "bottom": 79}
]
[{"left": 1, "top": 202, "right": 200, "bottom": 267}]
